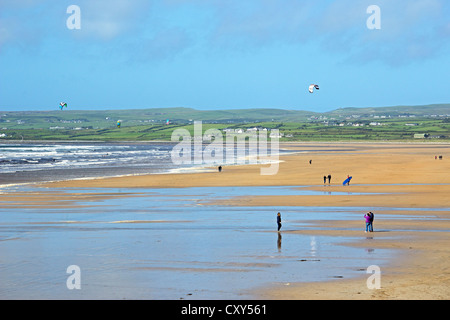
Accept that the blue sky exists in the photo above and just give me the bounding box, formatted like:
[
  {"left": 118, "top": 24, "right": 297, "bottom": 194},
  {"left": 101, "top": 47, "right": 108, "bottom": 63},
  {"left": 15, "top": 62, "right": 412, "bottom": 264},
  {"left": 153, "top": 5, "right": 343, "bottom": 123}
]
[{"left": 1, "top": 0, "right": 449, "bottom": 112}]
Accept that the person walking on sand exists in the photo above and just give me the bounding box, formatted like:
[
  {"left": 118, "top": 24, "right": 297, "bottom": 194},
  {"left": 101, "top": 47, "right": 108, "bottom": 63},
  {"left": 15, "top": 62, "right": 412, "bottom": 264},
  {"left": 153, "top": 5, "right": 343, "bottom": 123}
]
[
  {"left": 328, "top": 174, "right": 331, "bottom": 184},
  {"left": 323, "top": 176, "right": 327, "bottom": 184},
  {"left": 277, "top": 212, "right": 282, "bottom": 232},
  {"left": 364, "top": 212, "right": 373, "bottom": 233}
]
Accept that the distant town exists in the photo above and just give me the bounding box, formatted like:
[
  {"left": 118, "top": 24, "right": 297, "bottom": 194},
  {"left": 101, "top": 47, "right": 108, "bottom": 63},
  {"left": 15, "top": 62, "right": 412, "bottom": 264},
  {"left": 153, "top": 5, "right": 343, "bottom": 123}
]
[{"left": 0, "top": 105, "right": 449, "bottom": 141}]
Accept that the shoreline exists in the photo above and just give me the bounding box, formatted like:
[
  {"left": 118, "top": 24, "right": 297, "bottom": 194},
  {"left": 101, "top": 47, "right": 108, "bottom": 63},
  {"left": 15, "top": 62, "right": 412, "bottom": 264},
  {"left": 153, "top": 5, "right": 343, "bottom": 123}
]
[
  {"left": 2, "top": 142, "right": 449, "bottom": 299},
  {"left": 3, "top": 139, "right": 450, "bottom": 144},
  {"left": 0, "top": 140, "right": 291, "bottom": 189}
]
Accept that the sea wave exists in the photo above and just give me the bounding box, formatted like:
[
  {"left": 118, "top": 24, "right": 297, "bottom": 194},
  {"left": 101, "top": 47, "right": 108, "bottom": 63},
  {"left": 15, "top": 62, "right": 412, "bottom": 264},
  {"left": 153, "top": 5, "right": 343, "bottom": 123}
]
[{"left": 0, "top": 142, "right": 289, "bottom": 186}]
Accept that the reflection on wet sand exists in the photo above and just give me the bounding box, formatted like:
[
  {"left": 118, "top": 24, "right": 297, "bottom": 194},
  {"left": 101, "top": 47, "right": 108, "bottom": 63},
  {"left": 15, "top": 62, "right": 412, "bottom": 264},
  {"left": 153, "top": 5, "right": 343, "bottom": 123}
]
[{"left": 277, "top": 232, "right": 282, "bottom": 252}]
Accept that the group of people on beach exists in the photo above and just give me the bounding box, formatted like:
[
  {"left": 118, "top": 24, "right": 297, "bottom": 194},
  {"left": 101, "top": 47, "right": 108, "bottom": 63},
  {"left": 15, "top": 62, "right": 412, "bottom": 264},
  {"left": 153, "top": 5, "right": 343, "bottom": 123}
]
[
  {"left": 276, "top": 211, "right": 374, "bottom": 233},
  {"left": 322, "top": 174, "right": 352, "bottom": 185}
]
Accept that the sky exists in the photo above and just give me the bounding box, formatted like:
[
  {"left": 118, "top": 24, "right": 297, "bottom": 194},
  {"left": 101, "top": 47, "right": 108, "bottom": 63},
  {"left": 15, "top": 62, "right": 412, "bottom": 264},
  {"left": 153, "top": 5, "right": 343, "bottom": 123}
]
[{"left": 0, "top": 0, "right": 449, "bottom": 112}]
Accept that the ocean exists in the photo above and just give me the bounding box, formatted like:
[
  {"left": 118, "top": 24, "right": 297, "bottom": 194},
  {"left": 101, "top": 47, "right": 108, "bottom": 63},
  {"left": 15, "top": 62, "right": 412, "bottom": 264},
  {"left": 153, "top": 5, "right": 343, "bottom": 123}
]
[
  {"left": 1, "top": 141, "right": 284, "bottom": 186},
  {"left": 0, "top": 142, "right": 181, "bottom": 186}
]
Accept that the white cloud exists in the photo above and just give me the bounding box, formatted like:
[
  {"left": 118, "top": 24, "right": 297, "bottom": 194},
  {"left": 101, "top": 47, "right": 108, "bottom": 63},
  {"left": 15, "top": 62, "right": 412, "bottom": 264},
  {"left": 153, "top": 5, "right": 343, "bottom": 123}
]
[
  {"left": 76, "top": 0, "right": 151, "bottom": 41},
  {"left": 1, "top": 0, "right": 448, "bottom": 65},
  {"left": 205, "top": 0, "right": 450, "bottom": 65}
]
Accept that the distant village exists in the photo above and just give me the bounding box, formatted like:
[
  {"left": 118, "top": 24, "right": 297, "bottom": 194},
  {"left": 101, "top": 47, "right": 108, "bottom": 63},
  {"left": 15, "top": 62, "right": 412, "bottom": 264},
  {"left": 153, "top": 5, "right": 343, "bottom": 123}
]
[
  {"left": 0, "top": 111, "right": 449, "bottom": 140},
  {"left": 307, "top": 112, "right": 450, "bottom": 125}
]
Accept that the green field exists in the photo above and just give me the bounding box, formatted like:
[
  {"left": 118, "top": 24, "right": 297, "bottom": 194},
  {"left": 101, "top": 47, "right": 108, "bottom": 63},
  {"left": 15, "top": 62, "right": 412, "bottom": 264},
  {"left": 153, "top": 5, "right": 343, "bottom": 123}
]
[{"left": 1, "top": 105, "right": 449, "bottom": 142}]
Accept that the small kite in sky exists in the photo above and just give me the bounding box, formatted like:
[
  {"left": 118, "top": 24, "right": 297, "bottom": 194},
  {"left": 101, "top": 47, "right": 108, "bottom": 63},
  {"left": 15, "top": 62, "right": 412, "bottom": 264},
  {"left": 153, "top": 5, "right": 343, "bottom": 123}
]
[{"left": 309, "top": 84, "right": 319, "bottom": 93}]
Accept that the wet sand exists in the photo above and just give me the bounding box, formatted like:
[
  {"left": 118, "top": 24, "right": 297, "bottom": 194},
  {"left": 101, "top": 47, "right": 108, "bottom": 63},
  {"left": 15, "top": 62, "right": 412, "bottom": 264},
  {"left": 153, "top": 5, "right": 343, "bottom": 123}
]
[{"left": 2, "top": 142, "right": 450, "bottom": 299}]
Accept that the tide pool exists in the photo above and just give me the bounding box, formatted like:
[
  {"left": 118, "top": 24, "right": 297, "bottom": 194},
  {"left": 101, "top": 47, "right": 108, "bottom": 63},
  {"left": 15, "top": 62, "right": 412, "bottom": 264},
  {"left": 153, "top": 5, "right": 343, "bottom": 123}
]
[{"left": 0, "top": 185, "right": 402, "bottom": 299}]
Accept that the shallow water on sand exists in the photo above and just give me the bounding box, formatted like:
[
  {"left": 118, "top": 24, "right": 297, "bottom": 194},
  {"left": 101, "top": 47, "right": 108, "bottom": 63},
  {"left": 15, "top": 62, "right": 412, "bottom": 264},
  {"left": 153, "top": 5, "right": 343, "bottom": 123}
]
[{"left": 0, "top": 185, "right": 401, "bottom": 299}]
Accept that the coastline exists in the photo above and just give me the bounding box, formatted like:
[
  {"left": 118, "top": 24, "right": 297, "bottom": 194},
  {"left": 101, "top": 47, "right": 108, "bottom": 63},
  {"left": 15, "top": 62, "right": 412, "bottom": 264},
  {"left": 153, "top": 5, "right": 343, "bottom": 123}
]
[{"left": 2, "top": 142, "right": 449, "bottom": 299}]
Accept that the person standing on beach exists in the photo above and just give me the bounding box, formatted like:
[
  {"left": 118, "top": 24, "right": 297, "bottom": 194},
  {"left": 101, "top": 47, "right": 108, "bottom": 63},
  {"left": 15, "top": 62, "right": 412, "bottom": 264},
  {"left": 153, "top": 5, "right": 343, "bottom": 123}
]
[
  {"left": 323, "top": 176, "right": 327, "bottom": 184},
  {"left": 369, "top": 211, "right": 374, "bottom": 232},
  {"left": 328, "top": 174, "right": 331, "bottom": 184},
  {"left": 277, "top": 212, "right": 282, "bottom": 232},
  {"left": 364, "top": 212, "right": 373, "bottom": 232}
]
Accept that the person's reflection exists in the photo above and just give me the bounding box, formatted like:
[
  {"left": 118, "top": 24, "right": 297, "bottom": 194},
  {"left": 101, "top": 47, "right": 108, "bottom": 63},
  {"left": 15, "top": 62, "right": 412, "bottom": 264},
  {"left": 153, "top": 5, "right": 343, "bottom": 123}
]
[
  {"left": 310, "top": 236, "right": 317, "bottom": 257},
  {"left": 277, "top": 232, "right": 282, "bottom": 252}
]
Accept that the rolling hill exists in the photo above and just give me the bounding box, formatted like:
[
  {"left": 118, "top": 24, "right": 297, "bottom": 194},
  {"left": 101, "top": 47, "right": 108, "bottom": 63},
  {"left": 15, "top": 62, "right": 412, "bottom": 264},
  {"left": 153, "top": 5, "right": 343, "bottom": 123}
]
[{"left": 1, "top": 104, "right": 448, "bottom": 141}]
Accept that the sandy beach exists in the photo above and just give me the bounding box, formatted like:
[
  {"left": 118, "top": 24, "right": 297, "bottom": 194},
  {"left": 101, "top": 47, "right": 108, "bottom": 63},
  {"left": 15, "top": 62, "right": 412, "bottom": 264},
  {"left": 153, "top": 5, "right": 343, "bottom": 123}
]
[{"left": 2, "top": 142, "right": 449, "bottom": 299}]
